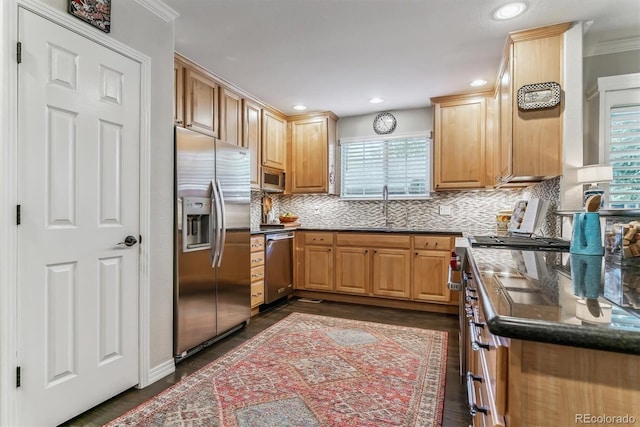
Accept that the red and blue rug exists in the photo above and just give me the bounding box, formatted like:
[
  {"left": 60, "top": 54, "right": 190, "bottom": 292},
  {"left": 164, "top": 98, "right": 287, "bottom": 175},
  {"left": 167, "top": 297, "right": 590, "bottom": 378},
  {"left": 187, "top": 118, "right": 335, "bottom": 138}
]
[{"left": 106, "top": 313, "right": 448, "bottom": 426}]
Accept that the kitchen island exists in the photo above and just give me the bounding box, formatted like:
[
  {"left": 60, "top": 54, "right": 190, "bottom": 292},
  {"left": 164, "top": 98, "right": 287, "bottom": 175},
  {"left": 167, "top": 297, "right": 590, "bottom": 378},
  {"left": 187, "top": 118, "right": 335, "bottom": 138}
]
[{"left": 461, "top": 242, "right": 640, "bottom": 426}]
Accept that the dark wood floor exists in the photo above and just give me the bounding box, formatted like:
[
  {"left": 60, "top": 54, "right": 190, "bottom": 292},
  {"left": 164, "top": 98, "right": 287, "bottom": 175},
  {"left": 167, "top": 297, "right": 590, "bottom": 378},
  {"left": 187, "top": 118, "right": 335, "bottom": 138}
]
[{"left": 62, "top": 298, "right": 471, "bottom": 426}]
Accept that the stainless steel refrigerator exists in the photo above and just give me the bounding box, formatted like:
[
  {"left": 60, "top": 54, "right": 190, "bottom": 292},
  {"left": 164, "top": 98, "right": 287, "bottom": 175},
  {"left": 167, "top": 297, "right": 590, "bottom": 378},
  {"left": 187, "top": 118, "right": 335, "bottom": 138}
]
[{"left": 174, "top": 126, "right": 251, "bottom": 359}]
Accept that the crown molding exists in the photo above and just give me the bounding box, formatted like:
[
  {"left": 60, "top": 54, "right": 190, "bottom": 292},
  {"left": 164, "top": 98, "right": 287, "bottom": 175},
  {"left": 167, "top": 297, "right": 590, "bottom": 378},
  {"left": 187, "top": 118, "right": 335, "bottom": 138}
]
[
  {"left": 134, "top": 0, "right": 179, "bottom": 23},
  {"left": 585, "top": 36, "right": 640, "bottom": 57}
]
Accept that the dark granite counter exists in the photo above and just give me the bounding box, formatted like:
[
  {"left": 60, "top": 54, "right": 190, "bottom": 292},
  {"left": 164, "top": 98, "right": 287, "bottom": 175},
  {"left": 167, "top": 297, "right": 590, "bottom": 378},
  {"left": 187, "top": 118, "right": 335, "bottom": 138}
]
[
  {"left": 466, "top": 244, "right": 640, "bottom": 354},
  {"left": 251, "top": 227, "right": 463, "bottom": 236},
  {"left": 296, "top": 227, "right": 463, "bottom": 235},
  {"left": 250, "top": 228, "right": 295, "bottom": 235}
]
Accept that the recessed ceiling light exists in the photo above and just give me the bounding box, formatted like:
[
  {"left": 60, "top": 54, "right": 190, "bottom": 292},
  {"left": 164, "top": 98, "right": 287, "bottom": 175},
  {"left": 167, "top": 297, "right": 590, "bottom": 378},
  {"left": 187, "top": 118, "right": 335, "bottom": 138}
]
[
  {"left": 470, "top": 79, "right": 488, "bottom": 87},
  {"left": 493, "top": 2, "right": 527, "bottom": 20},
  {"left": 369, "top": 97, "right": 384, "bottom": 104},
  {"left": 292, "top": 104, "right": 308, "bottom": 111}
]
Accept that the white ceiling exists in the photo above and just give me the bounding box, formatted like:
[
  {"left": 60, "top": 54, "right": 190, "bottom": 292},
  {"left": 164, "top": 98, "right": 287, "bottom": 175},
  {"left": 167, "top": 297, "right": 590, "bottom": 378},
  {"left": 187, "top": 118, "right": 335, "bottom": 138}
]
[{"left": 164, "top": 0, "right": 640, "bottom": 117}]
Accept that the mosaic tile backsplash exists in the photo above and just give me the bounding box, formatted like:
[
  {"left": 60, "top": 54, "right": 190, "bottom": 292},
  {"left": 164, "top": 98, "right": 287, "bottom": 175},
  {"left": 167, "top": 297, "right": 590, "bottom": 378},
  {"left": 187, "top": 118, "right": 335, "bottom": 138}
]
[{"left": 251, "top": 177, "right": 561, "bottom": 237}]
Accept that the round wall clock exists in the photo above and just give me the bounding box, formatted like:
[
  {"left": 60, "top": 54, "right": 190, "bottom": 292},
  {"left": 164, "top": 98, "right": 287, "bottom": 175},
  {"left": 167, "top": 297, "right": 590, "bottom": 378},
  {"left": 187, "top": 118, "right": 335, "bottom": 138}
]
[{"left": 373, "top": 112, "right": 397, "bottom": 135}]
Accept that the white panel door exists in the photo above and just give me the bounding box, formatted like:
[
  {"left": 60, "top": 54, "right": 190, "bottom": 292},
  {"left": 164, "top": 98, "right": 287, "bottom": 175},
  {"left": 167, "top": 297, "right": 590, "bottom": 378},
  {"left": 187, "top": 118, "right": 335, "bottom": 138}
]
[{"left": 17, "top": 9, "right": 141, "bottom": 426}]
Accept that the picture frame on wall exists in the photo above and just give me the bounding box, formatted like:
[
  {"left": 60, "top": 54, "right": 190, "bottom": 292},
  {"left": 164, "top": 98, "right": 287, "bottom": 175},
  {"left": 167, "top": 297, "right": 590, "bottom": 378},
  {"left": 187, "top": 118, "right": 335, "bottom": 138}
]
[{"left": 68, "top": 0, "right": 111, "bottom": 33}]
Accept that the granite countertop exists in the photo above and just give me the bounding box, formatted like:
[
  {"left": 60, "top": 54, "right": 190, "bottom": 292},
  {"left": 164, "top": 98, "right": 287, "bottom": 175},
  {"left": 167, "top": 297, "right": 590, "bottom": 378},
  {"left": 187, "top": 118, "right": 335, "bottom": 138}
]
[
  {"left": 251, "top": 227, "right": 463, "bottom": 235},
  {"left": 466, "top": 244, "right": 640, "bottom": 355}
]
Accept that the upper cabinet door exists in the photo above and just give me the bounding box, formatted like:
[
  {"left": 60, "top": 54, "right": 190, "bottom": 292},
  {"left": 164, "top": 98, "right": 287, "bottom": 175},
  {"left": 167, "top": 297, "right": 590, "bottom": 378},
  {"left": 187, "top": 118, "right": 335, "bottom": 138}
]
[
  {"left": 291, "top": 118, "right": 328, "bottom": 193},
  {"left": 174, "top": 61, "right": 184, "bottom": 126},
  {"left": 498, "top": 52, "right": 513, "bottom": 182},
  {"left": 220, "top": 88, "right": 243, "bottom": 147},
  {"left": 184, "top": 68, "right": 219, "bottom": 137},
  {"left": 243, "top": 99, "right": 262, "bottom": 189},
  {"left": 433, "top": 97, "right": 487, "bottom": 190},
  {"left": 261, "top": 109, "right": 287, "bottom": 170}
]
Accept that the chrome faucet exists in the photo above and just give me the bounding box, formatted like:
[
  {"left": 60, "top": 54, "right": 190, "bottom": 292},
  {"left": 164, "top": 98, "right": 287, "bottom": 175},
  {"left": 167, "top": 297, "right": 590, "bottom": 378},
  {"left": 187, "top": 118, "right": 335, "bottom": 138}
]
[{"left": 382, "top": 185, "right": 393, "bottom": 228}]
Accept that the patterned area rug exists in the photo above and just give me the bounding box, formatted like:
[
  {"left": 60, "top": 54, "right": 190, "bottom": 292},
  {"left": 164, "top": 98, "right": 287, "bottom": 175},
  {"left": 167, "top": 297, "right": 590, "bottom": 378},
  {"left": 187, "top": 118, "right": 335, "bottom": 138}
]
[{"left": 106, "top": 313, "right": 448, "bottom": 427}]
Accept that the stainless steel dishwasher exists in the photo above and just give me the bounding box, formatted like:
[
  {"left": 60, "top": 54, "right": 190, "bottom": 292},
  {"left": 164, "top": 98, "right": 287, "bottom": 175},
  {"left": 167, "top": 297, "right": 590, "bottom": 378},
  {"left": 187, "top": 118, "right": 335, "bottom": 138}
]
[{"left": 264, "top": 231, "right": 294, "bottom": 303}]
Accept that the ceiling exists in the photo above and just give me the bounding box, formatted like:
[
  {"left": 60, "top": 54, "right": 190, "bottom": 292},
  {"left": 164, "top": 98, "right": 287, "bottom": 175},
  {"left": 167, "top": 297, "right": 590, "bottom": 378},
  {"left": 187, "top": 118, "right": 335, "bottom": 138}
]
[{"left": 165, "top": 0, "right": 640, "bottom": 117}]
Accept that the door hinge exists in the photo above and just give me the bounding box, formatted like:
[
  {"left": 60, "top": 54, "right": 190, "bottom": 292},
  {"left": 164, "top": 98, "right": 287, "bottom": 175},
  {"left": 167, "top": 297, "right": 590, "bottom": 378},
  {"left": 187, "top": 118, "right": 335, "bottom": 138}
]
[
  {"left": 16, "top": 366, "right": 21, "bottom": 388},
  {"left": 139, "top": 234, "right": 142, "bottom": 244},
  {"left": 17, "top": 42, "right": 21, "bottom": 64},
  {"left": 16, "top": 205, "right": 21, "bottom": 225}
]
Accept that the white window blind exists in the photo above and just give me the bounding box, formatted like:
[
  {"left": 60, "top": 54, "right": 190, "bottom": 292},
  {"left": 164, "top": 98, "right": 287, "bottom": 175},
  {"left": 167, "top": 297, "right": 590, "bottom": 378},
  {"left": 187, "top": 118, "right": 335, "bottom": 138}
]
[
  {"left": 340, "top": 134, "right": 430, "bottom": 199},
  {"left": 609, "top": 104, "right": 640, "bottom": 208}
]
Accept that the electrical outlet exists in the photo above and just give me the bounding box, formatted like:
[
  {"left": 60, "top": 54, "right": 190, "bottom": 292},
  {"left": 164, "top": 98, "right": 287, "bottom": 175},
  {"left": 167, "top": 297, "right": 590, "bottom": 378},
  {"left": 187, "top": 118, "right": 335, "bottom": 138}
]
[{"left": 439, "top": 205, "right": 452, "bottom": 215}]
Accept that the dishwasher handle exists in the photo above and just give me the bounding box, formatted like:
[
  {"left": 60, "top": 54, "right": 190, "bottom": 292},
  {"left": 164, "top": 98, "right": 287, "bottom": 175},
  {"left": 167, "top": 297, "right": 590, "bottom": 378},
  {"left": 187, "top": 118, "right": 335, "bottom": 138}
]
[{"left": 266, "top": 233, "right": 294, "bottom": 241}]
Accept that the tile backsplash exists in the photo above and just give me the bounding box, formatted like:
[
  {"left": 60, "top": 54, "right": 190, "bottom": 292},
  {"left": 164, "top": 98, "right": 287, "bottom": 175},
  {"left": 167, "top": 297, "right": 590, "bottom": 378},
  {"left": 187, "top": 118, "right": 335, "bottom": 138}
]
[{"left": 251, "top": 177, "right": 561, "bottom": 236}]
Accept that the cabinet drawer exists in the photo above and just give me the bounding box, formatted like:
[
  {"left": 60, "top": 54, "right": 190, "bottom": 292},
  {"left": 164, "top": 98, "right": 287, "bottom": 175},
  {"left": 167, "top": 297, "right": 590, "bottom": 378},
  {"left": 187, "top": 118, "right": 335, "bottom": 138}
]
[
  {"left": 413, "top": 235, "right": 452, "bottom": 251},
  {"left": 336, "top": 233, "right": 410, "bottom": 249},
  {"left": 251, "top": 265, "right": 264, "bottom": 282},
  {"left": 251, "top": 281, "right": 264, "bottom": 307},
  {"left": 250, "top": 235, "right": 264, "bottom": 251},
  {"left": 304, "top": 232, "right": 334, "bottom": 246},
  {"left": 250, "top": 250, "right": 265, "bottom": 267},
  {"left": 467, "top": 297, "right": 508, "bottom": 423}
]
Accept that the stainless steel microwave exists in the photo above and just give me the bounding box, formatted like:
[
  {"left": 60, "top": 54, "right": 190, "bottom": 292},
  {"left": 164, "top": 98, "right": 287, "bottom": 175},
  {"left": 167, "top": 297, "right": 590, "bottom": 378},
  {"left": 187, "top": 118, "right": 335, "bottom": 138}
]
[{"left": 261, "top": 166, "right": 285, "bottom": 192}]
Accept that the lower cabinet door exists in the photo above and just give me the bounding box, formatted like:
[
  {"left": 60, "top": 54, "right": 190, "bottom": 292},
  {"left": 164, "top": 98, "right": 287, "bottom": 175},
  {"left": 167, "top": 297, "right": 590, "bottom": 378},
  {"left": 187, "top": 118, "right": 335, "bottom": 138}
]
[
  {"left": 335, "top": 247, "right": 369, "bottom": 294},
  {"left": 413, "top": 250, "right": 451, "bottom": 302},
  {"left": 371, "top": 248, "right": 411, "bottom": 299},
  {"left": 304, "top": 245, "right": 334, "bottom": 291}
]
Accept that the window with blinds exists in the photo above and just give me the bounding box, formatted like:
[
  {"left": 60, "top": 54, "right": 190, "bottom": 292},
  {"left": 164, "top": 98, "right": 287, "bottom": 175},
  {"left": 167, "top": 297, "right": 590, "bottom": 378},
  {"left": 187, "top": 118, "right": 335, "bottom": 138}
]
[
  {"left": 609, "top": 105, "right": 640, "bottom": 208},
  {"left": 340, "top": 134, "right": 430, "bottom": 199}
]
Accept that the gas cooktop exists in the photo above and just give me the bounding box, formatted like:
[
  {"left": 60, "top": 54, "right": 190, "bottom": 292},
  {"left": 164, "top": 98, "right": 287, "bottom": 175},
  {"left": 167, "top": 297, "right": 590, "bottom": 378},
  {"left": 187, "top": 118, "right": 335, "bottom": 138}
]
[{"left": 471, "top": 235, "right": 571, "bottom": 251}]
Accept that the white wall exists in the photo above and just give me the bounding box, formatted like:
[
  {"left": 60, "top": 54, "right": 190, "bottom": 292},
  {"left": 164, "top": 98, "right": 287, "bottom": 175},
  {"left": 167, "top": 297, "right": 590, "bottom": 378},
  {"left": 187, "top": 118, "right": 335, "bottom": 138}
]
[
  {"left": 28, "top": 0, "right": 175, "bottom": 370},
  {"left": 560, "top": 22, "right": 585, "bottom": 212},
  {"left": 338, "top": 107, "right": 433, "bottom": 139},
  {"left": 583, "top": 49, "right": 640, "bottom": 164}
]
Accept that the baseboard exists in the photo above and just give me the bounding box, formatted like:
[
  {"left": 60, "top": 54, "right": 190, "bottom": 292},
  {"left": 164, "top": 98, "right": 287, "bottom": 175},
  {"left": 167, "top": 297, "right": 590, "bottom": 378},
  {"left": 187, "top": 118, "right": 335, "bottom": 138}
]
[{"left": 145, "top": 359, "right": 175, "bottom": 386}]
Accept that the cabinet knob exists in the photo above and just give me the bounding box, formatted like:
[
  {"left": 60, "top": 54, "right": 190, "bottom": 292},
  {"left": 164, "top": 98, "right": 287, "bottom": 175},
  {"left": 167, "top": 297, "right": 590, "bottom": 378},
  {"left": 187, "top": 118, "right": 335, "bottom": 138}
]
[
  {"left": 328, "top": 248, "right": 332, "bottom": 252},
  {"left": 415, "top": 252, "right": 418, "bottom": 256},
  {"left": 175, "top": 120, "right": 183, "bottom": 125},
  {"left": 186, "top": 124, "right": 193, "bottom": 128},
  {"left": 364, "top": 250, "right": 368, "bottom": 254}
]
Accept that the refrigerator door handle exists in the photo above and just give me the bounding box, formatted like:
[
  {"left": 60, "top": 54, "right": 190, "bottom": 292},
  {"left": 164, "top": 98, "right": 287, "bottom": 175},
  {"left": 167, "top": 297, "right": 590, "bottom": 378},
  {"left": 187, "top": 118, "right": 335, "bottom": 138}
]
[
  {"left": 210, "top": 179, "right": 220, "bottom": 267},
  {"left": 215, "top": 179, "right": 227, "bottom": 267}
]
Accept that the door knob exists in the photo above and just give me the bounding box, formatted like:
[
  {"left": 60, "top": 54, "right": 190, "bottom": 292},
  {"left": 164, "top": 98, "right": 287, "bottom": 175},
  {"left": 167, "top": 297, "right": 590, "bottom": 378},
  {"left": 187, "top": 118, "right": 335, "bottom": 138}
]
[{"left": 118, "top": 235, "right": 138, "bottom": 247}]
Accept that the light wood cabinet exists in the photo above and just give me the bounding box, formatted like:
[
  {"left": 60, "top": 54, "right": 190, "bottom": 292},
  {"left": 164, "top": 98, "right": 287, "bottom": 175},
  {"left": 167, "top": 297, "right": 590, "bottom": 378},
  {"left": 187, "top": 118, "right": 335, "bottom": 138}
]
[
  {"left": 294, "top": 231, "right": 457, "bottom": 312},
  {"left": 250, "top": 235, "right": 265, "bottom": 309},
  {"left": 335, "top": 246, "right": 370, "bottom": 295},
  {"left": 498, "top": 52, "right": 513, "bottom": 182},
  {"left": 173, "top": 61, "right": 184, "bottom": 126},
  {"left": 220, "top": 88, "right": 243, "bottom": 147},
  {"left": 335, "top": 234, "right": 411, "bottom": 299},
  {"left": 412, "top": 235, "right": 454, "bottom": 303},
  {"left": 371, "top": 249, "right": 411, "bottom": 298},
  {"left": 262, "top": 109, "right": 287, "bottom": 170},
  {"left": 304, "top": 246, "right": 334, "bottom": 291},
  {"left": 184, "top": 67, "right": 219, "bottom": 137},
  {"left": 243, "top": 99, "right": 262, "bottom": 189},
  {"left": 295, "top": 231, "right": 334, "bottom": 292},
  {"left": 495, "top": 23, "right": 570, "bottom": 185},
  {"left": 289, "top": 112, "right": 337, "bottom": 194},
  {"left": 432, "top": 95, "right": 488, "bottom": 190},
  {"left": 413, "top": 250, "right": 451, "bottom": 303}
]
